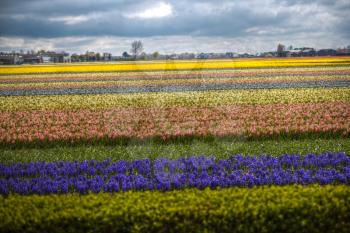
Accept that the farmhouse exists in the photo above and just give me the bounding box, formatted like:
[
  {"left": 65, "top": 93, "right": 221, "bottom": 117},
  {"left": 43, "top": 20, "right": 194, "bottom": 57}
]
[
  {"left": 287, "top": 48, "right": 316, "bottom": 57},
  {"left": 41, "top": 52, "right": 71, "bottom": 63},
  {"left": 317, "top": 49, "right": 337, "bottom": 56},
  {"left": 22, "top": 54, "right": 42, "bottom": 64},
  {"left": 0, "top": 54, "right": 22, "bottom": 65},
  {"left": 336, "top": 48, "right": 350, "bottom": 56}
]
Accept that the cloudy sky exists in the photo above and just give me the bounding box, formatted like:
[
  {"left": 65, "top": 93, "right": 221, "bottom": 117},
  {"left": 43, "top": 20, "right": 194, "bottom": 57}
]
[{"left": 0, "top": 0, "right": 349, "bottom": 55}]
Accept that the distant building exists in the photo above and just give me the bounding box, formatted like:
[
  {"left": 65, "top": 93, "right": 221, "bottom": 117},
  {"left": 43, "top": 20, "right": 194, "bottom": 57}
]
[
  {"left": 317, "top": 49, "right": 337, "bottom": 56},
  {"left": 196, "top": 53, "right": 231, "bottom": 59},
  {"left": 0, "top": 53, "right": 22, "bottom": 64},
  {"left": 70, "top": 53, "right": 83, "bottom": 62},
  {"left": 0, "top": 55, "right": 14, "bottom": 65},
  {"left": 302, "top": 48, "right": 316, "bottom": 57},
  {"left": 225, "top": 52, "right": 239, "bottom": 58},
  {"left": 51, "top": 53, "right": 70, "bottom": 63},
  {"left": 196, "top": 53, "right": 209, "bottom": 59},
  {"left": 167, "top": 54, "right": 179, "bottom": 59},
  {"left": 40, "top": 52, "right": 70, "bottom": 63},
  {"left": 239, "top": 53, "right": 255, "bottom": 58},
  {"left": 42, "top": 55, "right": 53, "bottom": 63},
  {"left": 336, "top": 48, "right": 350, "bottom": 56},
  {"left": 178, "top": 52, "right": 195, "bottom": 60},
  {"left": 286, "top": 48, "right": 316, "bottom": 57},
  {"left": 63, "top": 54, "right": 71, "bottom": 62},
  {"left": 85, "top": 52, "right": 97, "bottom": 61},
  {"left": 22, "top": 54, "right": 42, "bottom": 64},
  {"left": 102, "top": 53, "right": 112, "bottom": 61}
]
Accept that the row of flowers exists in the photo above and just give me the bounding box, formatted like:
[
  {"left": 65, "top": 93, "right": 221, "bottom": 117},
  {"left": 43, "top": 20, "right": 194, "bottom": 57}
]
[
  {"left": 0, "top": 102, "right": 348, "bottom": 143},
  {"left": 1, "top": 88, "right": 348, "bottom": 111},
  {"left": 2, "top": 80, "right": 349, "bottom": 96},
  {"left": 1, "top": 75, "right": 348, "bottom": 91},
  {"left": 1, "top": 66, "right": 348, "bottom": 83},
  {"left": 0, "top": 152, "right": 349, "bottom": 195},
  {"left": 1, "top": 58, "right": 349, "bottom": 74}
]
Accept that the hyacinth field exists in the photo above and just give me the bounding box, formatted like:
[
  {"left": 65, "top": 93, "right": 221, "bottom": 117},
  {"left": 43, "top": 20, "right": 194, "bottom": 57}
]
[{"left": 1, "top": 57, "right": 350, "bottom": 232}]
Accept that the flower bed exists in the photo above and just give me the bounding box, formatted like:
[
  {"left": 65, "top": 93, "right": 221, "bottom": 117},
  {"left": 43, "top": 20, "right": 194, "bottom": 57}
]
[
  {"left": 1, "top": 88, "right": 349, "bottom": 111},
  {"left": 1, "top": 185, "right": 350, "bottom": 233},
  {"left": 1, "top": 57, "right": 349, "bottom": 74},
  {"left": 1, "top": 102, "right": 348, "bottom": 145},
  {"left": 1, "top": 152, "right": 349, "bottom": 195}
]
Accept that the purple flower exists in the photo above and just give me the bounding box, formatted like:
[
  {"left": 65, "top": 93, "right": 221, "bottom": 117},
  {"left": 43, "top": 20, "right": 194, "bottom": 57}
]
[{"left": 1, "top": 152, "right": 349, "bottom": 195}]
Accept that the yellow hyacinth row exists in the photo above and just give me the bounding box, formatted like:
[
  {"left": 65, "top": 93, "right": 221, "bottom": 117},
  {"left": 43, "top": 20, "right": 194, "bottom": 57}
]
[
  {"left": 1, "top": 88, "right": 349, "bottom": 111},
  {"left": 1, "top": 57, "right": 350, "bottom": 74},
  {"left": 0, "top": 66, "right": 349, "bottom": 80}
]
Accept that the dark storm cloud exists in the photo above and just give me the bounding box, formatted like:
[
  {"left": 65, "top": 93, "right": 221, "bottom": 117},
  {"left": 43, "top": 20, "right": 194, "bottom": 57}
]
[{"left": 0, "top": 0, "right": 348, "bottom": 38}]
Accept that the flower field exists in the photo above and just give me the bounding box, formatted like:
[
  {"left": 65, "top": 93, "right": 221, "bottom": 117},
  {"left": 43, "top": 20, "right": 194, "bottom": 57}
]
[
  {"left": 1, "top": 57, "right": 349, "bottom": 74},
  {"left": 1, "top": 153, "right": 349, "bottom": 195},
  {"left": 1, "top": 57, "right": 350, "bottom": 232}
]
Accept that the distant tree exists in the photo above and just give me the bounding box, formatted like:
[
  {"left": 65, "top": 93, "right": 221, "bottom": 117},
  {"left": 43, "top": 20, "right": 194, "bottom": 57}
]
[
  {"left": 96, "top": 53, "right": 101, "bottom": 61},
  {"left": 70, "top": 54, "right": 79, "bottom": 62},
  {"left": 130, "top": 40, "right": 143, "bottom": 59},
  {"left": 38, "top": 49, "right": 46, "bottom": 55},
  {"left": 277, "top": 44, "right": 286, "bottom": 57},
  {"left": 140, "top": 52, "right": 147, "bottom": 60},
  {"left": 288, "top": 45, "right": 293, "bottom": 50},
  {"left": 152, "top": 51, "right": 160, "bottom": 59},
  {"left": 122, "top": 51, "right": 130, "bottom": 58}
]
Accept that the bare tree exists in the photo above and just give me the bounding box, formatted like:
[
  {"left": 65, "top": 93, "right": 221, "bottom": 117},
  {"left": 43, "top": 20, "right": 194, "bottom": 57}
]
[{"left": 130, "top": 40, "right": 143, "bottom": 59}]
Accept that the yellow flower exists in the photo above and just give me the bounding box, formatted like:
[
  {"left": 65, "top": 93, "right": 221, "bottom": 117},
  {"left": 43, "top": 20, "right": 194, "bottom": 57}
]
[
  {"left": 0, "top": 57, "right": 349, "bottom": 74},
  {"left": 1, "top": 88, "right": 349, "bottom": 111}
]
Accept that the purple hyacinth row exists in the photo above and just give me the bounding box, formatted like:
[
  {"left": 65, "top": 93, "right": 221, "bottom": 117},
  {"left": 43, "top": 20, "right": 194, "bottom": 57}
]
[{"left": 1, "top": 152, "right": 350, "bottom": 195}]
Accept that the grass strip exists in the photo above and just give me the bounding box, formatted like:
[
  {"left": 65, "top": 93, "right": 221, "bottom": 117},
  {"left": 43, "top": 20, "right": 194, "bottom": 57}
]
[
  {"left": 1, "top": 185, "right": 349, "bottom": 233},
  {"left": 1, "top": 138, "right": 349, "bottom": 164}
]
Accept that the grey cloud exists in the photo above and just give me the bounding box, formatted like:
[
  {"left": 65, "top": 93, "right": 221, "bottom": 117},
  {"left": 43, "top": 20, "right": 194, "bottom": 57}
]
[
  {"left": 0, "top": 35, "right": 348, "bottom": 55},
  {"left": 0, "top": 0, "right": 290, "bottom": 37},
  {"left": 0, "top": 0, "right": 349, "bottom": 53}
]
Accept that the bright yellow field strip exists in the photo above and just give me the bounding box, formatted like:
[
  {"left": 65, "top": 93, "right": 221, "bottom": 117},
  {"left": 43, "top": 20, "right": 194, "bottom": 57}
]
[
  {"left": 1, "top": 58, "right": 350, "bottom": 74},
  {"left": 1, "top": 75, "right": 349, "bottom": 89},
  {"left": 0, "top": 66, "right": 349, "bottom": 80},
  {"left": 1, "top": 88, "right": 349, "bottom": 111}
]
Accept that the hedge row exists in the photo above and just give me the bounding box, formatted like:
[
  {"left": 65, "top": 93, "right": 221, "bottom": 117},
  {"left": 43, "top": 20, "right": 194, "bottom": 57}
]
[{"left": 1, "top": 185, "right": 350, "bottom": 233}]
